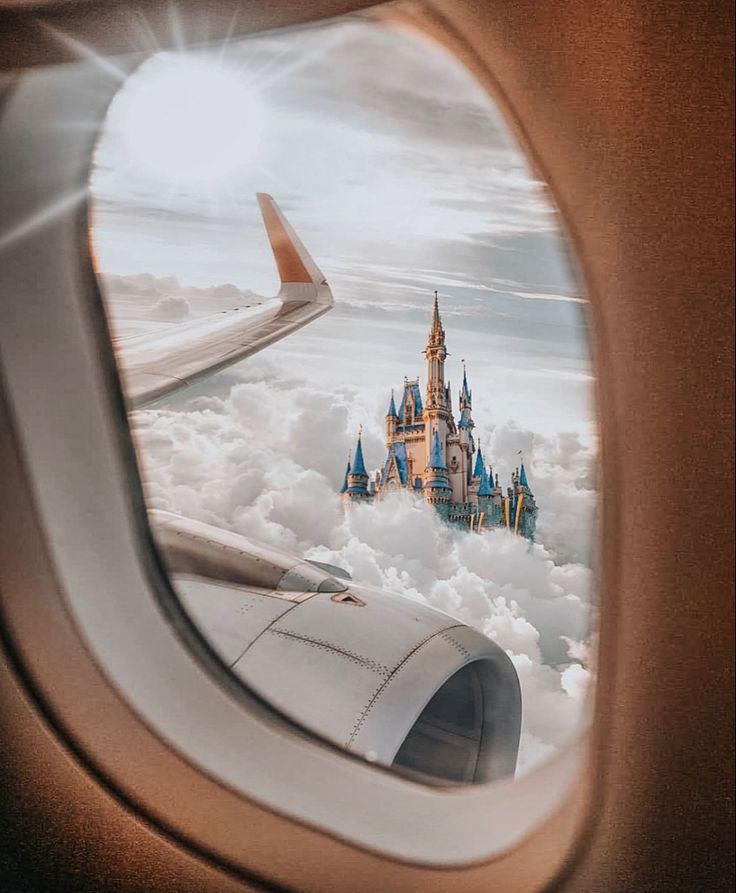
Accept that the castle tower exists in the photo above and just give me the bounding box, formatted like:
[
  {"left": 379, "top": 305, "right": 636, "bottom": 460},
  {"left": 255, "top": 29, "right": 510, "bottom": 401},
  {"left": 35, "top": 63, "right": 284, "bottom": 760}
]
[
  {"left": 422, "top": 429, "right": 453, "bottom": 510},
  {"left": 423, "top": 293, "right": 454, "bottom": 474},
  {"left": 488, "top": 465, "right": 500, "bottom": 498},
  {"left": 385, "top": 390, "right": 398, "bottom": 446},
  {"left": 513, "top": 460, "right": 537, "bottom": 539},
  {"left": 472, "top": 443, "right": 485, "bottom": 479},
  {"left": 468, "top": 440, "right": 484, "bottom": 505},
  {"left": 459, "top": 361, "right": 472, "bottom": 414},
  {"left": 477, "top": 462, "right": 494, "bottom": 510},
  {"left": 343, "top": 431, "right": 370, "bottom": 503},
  {"left": 457, "top": 361, "right": 475, "bottom": 486},
  {"left": 424, "top": 291, "right": 449, "bottom": 411}
]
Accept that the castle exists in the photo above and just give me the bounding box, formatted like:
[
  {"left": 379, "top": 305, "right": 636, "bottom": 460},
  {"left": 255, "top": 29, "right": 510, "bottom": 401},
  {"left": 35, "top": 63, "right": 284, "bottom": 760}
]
[{"left": 340, "top": 293, "right": 537, "bottom": 539}]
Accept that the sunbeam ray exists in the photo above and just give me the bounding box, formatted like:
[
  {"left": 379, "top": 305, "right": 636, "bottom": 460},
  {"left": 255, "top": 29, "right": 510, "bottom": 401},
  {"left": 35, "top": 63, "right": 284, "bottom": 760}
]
[
  {"left": 0, "top": 188, "right": 88, "bottom": 252},
  {"left": 167, "top": 0, "right": 187, "bottom": 53},
  {"left": 216, "top": 5, "right": 242, "bottom": 65},
  {"left": 130, "top": 10, "right": 164, "bottom": 56},
  {"left": 37, "top": 22, "right": 128, "bottom": 82},
  {"left": 254, "top": 25, "right": 349, "bottom": 92}
]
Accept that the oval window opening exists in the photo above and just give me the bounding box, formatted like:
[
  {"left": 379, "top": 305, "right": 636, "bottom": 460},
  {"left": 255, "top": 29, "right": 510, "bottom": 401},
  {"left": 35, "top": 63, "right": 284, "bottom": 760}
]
[{"left": 90, "top": 10, "right": 599, "bottom": 788}]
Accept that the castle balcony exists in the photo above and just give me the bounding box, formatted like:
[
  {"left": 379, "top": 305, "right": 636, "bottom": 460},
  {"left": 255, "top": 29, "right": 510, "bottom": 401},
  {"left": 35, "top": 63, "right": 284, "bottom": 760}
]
[{"left": 396, "top": 423, "right": 424, "bottom": 434}]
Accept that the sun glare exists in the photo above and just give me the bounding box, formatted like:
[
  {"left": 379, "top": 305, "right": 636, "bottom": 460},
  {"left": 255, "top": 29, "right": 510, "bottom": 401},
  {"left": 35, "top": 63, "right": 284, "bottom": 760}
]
[{"left": 116, "top": 54, "right": 263, "bottom": 184}]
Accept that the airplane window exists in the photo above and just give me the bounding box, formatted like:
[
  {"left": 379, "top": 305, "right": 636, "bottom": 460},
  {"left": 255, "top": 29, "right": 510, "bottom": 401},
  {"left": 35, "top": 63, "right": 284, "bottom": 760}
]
[{"left": 89, "top": 11, "right": 598, "bottom": 787}]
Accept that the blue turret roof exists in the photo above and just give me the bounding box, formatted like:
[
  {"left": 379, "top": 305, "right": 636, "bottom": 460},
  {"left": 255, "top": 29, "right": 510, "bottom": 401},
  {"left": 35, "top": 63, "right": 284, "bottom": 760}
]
[
  {"left": 352, "top": 434, "right": 367, "bottom": 476},
  {"left": 472, "top": 445, "right": 484, "bottom": 477},
  {"left": 379, "top": 441, "right": 409, "bottom": 487},
  {"left": 428, "top": 430, "right": 446, "bottom": 469},
  {"left": 398, "top": 380, "right": 423, "bottom": 420},
  {"left": 478, "top": 463, "right": 493, "bottom": 497},
  {"left": 339, "top": 459, "right": 351, "bottom": 493},
  {"left": 519, "top": 462, "right": 529, "bottom": 488},
  {"left": 386, "top": 390, "right": 398, "bottom": 418},
  {"left": 458, "top": 407, "right": 472, "bottom": 429}
]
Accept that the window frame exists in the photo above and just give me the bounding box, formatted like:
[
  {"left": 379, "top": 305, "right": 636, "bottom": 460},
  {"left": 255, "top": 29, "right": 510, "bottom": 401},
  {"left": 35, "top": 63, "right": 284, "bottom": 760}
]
[{"left": 0, "top": 13, "right": 596, "bottom": 892}]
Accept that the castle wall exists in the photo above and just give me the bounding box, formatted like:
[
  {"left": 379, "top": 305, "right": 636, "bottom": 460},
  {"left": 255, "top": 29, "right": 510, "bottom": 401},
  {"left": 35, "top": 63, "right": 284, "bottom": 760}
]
[
  {"left": 424, "top": 416, "right": 447, "bottom": 462},
  {"left": 448, "top": 471, "right": 465, "bottom": 503},
  {"left": 403, "top": 435, "right": 425, "bottom": 487},
  {"left": 447, "top": 441, "right": 467, "bottom": 503}
]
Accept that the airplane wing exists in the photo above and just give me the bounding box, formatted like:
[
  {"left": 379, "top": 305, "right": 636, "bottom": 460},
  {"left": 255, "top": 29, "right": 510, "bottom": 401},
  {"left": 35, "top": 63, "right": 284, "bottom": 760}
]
[{"left": 115, "top": 193, "right": 333, "bottom": 409}]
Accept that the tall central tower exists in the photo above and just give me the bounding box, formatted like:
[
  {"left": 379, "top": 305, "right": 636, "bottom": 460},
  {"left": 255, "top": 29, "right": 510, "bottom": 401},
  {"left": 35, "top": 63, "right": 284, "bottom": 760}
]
[
  {"left": 423, "top": 292, "right": 454, "bottom": 474},
  {"left": 424, "top": 291, "right": 448, "bottom": 411}
]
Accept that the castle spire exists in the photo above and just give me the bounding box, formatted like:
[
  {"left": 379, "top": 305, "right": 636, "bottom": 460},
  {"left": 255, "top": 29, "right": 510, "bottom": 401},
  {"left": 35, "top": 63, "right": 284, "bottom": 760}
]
[
  {"left": 424, "top": 291, "right": 449, "bottom": 413},
  {"left": 473, "top": 442, "right": 485, "bottom": 477},
  {"left": 385, "top": 389, "right": 399, "bottom": 447},
  {"left": 343, "top": 429, "right": 370, "bottom": 502},
  {"left": 352, "top": 428, "right": 367, "bottom": 476},
  {"left": 428, "top": 429, "right": 447, "bottom": 469},
  {"left": 519, "top": 461, "right": 529, "bottom": 488},
  {"left": 478, "top": 462, "right": 493, "bottom": 497},
  {"left": 432, "top": 289, "right": 441, "bottom": 329},
  {"left": 427, "top": 290, "right": 446, "bottom": 349},
  {"left": 460, "top": 359, "right": 472, "bottom": 408}
]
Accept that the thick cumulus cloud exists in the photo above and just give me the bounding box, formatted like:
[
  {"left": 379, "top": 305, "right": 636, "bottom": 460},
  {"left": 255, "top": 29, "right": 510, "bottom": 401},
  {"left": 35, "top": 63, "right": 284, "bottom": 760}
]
[
  {"left": 131, "top": 360, "right": 598, "bottom": 775},
  {"left": 151, "top": 294, "right": 190, "bottom": 320}
]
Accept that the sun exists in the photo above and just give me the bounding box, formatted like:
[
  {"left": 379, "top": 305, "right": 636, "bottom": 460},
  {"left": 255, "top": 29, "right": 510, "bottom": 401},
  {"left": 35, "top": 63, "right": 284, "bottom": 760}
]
[{"left": 115, "top": 54, "right": 263, "bottom": 184}]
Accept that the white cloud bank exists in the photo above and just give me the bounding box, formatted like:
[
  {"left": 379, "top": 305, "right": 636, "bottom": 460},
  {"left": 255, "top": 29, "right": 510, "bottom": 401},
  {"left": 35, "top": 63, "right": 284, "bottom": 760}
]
[{"left": 131, "top": 358, "right": 598, "bottom": 775}]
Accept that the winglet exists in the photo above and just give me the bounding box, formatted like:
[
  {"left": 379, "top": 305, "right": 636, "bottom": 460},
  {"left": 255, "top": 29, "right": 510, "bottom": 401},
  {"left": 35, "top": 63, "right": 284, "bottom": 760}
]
[{"left": 257, "top": 193, "right": 332, "bottom": 305}]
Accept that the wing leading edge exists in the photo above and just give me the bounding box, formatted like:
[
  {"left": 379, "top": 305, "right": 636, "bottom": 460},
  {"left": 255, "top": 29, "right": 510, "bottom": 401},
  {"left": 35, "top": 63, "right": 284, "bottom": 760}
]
[{"left": 117, "top": 194, "right": 333, "bottom": 408}]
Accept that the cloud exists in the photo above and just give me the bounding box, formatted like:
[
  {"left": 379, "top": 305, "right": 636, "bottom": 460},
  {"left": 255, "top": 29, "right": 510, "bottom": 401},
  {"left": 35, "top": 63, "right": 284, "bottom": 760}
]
[
  {"left": 130, "top": 356, "right": 598, "bottom": 775},
  {"left": 151, "top": 294, "right": 190, "bottom": 320}
]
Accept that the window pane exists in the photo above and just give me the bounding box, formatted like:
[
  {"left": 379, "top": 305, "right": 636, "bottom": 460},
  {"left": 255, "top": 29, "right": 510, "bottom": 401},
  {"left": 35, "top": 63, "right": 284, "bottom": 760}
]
[{"left": 90, "top": 12, "right": 598, "bottom": 785}]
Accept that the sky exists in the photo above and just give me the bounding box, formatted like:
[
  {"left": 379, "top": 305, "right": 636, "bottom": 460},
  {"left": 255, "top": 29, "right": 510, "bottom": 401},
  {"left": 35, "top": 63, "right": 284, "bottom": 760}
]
[
  {"left": 89, "top": 13, "right": 599, "bottom": 775},
  {"left": 91, "top": 15, "right": 594, "bottom": 441}
]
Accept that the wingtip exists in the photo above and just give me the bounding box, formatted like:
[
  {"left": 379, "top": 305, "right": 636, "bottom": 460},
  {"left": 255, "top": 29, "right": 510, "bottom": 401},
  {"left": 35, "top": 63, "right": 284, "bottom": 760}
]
[{"left": 256, "top": 193, "right": 332, "bottom": 306}]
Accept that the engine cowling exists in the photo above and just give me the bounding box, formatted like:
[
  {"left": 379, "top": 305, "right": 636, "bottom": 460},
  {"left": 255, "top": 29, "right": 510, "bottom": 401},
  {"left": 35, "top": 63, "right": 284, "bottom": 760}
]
[{"left": 152, "top": 510, "right": 521, "bottom": 785}]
